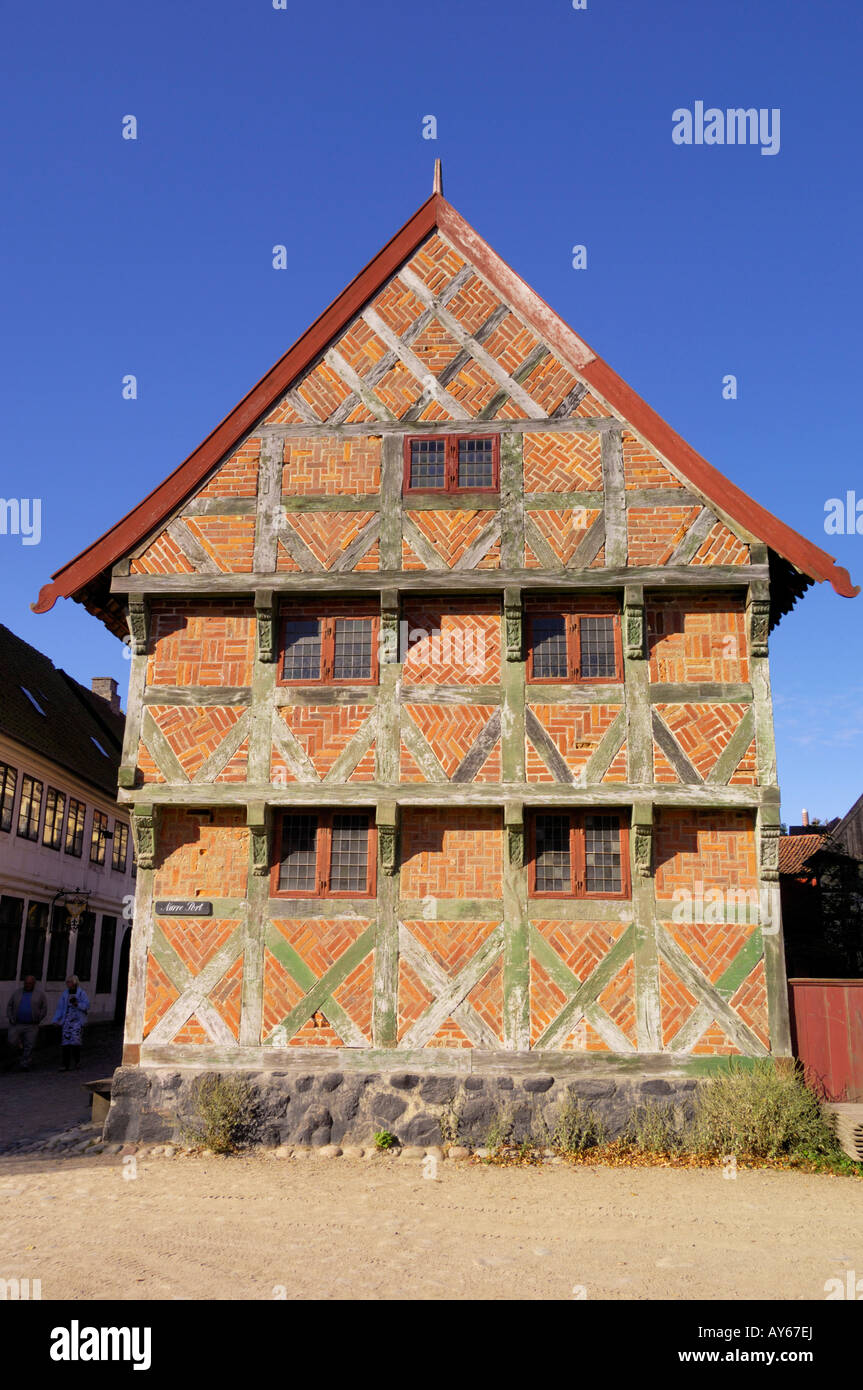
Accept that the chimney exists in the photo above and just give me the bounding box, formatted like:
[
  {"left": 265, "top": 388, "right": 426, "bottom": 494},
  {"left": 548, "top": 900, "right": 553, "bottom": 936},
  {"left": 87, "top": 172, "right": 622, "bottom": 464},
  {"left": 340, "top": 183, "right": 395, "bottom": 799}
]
[
  {"left": 801, "top": 809, "right": 809, "bottom": 827},
  {"left": 92, "top": 677, "right": 121, "bottom": 715}
]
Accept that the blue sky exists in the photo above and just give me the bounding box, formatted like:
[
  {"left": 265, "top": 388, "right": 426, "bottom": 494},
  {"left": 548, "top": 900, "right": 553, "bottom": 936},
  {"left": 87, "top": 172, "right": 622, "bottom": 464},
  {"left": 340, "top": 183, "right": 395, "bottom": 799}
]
[{"left": 1, "top": 0, "right": 860, "bottom": 824}]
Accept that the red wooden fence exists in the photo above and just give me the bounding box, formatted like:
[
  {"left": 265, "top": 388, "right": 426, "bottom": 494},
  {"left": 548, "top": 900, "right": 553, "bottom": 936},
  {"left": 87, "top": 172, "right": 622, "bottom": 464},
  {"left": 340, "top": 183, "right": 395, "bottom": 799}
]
[{"left": 788, "top": 979, "right": 863, "bottom": 1101}]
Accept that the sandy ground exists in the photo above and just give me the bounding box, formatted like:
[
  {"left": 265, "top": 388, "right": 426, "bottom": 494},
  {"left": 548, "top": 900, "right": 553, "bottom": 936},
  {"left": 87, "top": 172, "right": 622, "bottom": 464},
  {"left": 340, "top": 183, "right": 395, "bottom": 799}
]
[{"left": 1, "top": 1152, "right": 861, "bottom": 1301}]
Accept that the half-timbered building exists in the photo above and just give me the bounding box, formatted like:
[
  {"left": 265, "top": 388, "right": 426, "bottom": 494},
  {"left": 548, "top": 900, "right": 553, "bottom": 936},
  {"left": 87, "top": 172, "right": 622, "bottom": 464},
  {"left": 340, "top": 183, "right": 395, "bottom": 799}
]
[{"left": 34, "top": 176, "right": 859, "bottom": 1141}]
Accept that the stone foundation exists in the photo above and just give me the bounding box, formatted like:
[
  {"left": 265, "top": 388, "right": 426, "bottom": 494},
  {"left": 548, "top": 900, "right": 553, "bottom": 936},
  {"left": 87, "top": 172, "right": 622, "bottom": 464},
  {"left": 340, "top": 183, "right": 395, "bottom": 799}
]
[{"left": 103, "top": 1066, "right": 701, "bottom": 1149}]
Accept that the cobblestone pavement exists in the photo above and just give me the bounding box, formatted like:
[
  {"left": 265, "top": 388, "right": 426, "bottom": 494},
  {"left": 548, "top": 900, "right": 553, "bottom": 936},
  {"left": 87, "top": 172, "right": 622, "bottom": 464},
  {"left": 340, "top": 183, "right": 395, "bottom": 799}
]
[{"left": 0, "top": 1025, "right": 122, "bottom": 1152}]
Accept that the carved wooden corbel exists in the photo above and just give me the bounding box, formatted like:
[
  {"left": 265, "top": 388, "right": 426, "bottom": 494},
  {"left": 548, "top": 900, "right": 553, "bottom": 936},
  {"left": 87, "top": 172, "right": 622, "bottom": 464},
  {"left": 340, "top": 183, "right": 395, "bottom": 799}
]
[
  {"left": 747, "top": 580, "right": 770, "bottom": 660},
  {"left": 255, "top": 590, "right": 275, "bottom": 664},
  {"left": 631, "top": 803, "right": 653, "bottom": 877},
  {"left": 247, "top": 803, "right": 269, "bottom": 876},
  {"left": 624, "top": 584, "right": 645, "bottom": 661},
  {"left": 503, "top": 587, "right": 522, "bottom": 663},
  {"left": 379, "top": 588, "right": 400, "bottom": 666},
  {"left": 505, "top": 800, "right": 524, "bottom": 869},
  {"left": 131, "top": 803, "right": 156, "bottom": 870},
  {"left": 376, "top": 801, "right": 399, "bottom": 875},
  {"left": 126, "top": 596, "right": 149, "bottom": 657}
]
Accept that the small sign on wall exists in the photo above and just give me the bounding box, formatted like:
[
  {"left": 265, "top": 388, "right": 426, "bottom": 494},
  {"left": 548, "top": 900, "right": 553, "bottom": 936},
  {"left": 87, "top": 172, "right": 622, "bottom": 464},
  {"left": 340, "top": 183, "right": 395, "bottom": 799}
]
[{"left": 155, "top": 900, "right": 213, "bottom": 916}]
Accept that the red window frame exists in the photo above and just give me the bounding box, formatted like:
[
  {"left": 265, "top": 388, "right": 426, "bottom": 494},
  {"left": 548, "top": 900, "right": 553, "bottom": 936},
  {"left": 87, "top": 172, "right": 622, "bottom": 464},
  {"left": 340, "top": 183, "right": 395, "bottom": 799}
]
[
  {"left": 528, "top": 809, "right": 631, "bottom": 900},
  {"left": 403, "top": 434, "right": 500, "bottom": 495},
  {"left": 277, "top": 602, "right": 380, "bottom": 687},
  {"left": 526, "top": 600, "right": 623, "bottom": 684},
  {"left": 270, "top": 809, "right": 377, "bottom": 899}
]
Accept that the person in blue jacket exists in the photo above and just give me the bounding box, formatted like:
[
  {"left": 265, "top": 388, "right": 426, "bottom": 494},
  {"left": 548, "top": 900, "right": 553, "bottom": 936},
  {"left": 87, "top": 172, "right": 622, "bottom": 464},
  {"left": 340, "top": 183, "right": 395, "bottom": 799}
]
[{"left": 53, "top": 975, "right": 90, "bottom": 1071}]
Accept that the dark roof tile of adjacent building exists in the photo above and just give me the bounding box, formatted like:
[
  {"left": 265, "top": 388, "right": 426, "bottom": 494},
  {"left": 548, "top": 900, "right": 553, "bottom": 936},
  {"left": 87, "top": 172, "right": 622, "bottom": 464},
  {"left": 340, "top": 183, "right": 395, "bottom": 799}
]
[
  {"left": 0, "top": 624, "right": 123, "bottom": 797},
  {"left": 778, "top": 832, "right": 830, "bottom": 876}
]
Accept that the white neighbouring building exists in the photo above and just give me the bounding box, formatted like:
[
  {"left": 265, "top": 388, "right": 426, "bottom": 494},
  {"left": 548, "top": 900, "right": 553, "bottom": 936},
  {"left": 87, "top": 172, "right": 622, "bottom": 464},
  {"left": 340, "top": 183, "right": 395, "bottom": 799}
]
[{"left": 0, "top": 624, "right": 135, "bottom": 1030}]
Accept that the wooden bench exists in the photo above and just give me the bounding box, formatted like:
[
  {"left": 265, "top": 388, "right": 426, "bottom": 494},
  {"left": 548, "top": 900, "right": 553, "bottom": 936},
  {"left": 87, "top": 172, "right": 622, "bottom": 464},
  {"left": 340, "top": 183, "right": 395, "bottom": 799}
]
[{"left": 81, "top": 1078, "right": 113, "bottom": 1124}]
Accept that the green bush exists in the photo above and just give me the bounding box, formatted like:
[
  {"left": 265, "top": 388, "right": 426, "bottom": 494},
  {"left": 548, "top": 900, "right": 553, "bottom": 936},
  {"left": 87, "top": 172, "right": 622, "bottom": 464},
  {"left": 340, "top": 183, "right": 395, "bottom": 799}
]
[
  {"left": 373, "top": 1129, "right": 397, "bottom": 1151},
  {"left": 687, "top": 1060, "right": 843, "bottom": 1160},
  {"left": 552, "top": 1097, "right": 606, "bottom": 1154},
  {"left": 626, "top": 1099, "right": 683, "bottom": 1152},
  {"left": 182, "top": 1074, "right": 256, "bottom": 1154}
]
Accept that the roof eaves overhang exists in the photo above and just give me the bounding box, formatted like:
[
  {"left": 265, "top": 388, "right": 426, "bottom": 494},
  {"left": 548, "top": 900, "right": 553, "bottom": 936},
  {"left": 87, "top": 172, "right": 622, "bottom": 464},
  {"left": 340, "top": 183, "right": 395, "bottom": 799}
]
[{"left": 32, "top": 192, "right": 859, "bottom": 635}]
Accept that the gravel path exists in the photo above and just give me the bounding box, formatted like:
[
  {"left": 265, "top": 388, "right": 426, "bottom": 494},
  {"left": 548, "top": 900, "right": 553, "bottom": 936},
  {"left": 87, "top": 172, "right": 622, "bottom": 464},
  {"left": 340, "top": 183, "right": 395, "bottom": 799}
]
[{"left": 0, "top": 1150, "right": 860, "bottom": 1300}]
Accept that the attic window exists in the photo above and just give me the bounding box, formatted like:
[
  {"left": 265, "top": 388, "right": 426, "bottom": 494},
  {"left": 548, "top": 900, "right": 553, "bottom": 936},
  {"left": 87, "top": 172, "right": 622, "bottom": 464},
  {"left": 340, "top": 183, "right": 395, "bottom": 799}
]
[
  {"left": 90, "top": 737, "right": 109, "bottom": 757},
  {"left": 20, "top": 686, "right": 46, "bottom": 715},
  {"left": 404, "top": 435, "right": 499, "bottom": 493}
]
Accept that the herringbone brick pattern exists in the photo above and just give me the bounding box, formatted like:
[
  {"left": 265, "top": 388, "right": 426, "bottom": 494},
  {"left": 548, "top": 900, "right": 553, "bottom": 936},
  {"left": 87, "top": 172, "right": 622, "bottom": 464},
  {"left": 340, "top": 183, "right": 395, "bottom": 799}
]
[
  {"left": 401, "top": 920, "right": 500, "bottom": 976},
  {"left": 603, "top": 741, "right": 628, "bottom": 782},
  {"left": 131, "top": 530, "right": 195, "bottom": 575},
  {"left": 654, "top": 810, "right": 758, "bottom": 898},
  {"left": 653, "top": 745, "right": 680, "bottom": 783},
  {"left": 143, "top": 955, "right": 179, "bottom": 1037},
  {"left": 158, "top": 917, "right": 238, "bottom": 977},
  {"left": 659, "top": 958, "right": 699, "bottom": 1045},
  {"left": 730, "top": 961, "right": 770, "bottom": 1048},
  {"left": 692, "top": 1020, "right": 740, "bottom": 1056},
  {"left": 444, "top": 272, "right": 502, "bottom": 334},
  {"left": 405, "top": 510, "right": 497, "bottom": 569},
  {"left": 622, "top": 431, "right": 683, "bottom": 489},
  {"left": 691, "top": 521, "right": 751, "bottom": 567},
  {"left": 197, "top": 438, "right": 260, "bottom": 498},
  {"left": 147, "top": 600, "right": 255, "bottom": 686},
  {"left": 261, "top": 948, "right": 305, "bottom": 1040},
  {"left": 262, "top": 395, "right": 307, "bottom": 426},
  {"left": 520, "top": 354, "right": 582, "bottom": 414},
  {"left": 598, "top": 957, "right": 637, "bottom": 1047},
  {"left": 647, "top": 597, "right": 749, "bottom": 683},
  {"left": 182, "top": 516, "right": 256, "bottom": 573},
  {"left": 136, "top": 740, "right": 165, "bottom": 785},
  {"left": 529, "top": 958, "right": 568, "bottom": 1045},
  {"left": 402, "top": 704, "right": 499, "bottom": 779},
  {"left": 401, "top": 538, "right": 426, "bottom": 571},
  {"left": 331, "top": 954, "right": 374, "bottom": 1044},
  {"left": 270, "top": 917, "right": 371, "bottom": 983},
  {"left": 527, "top": 508, "right": 602, "bottom": 565},
  {"left": 443, "top": 358, "right": 500, "bottom": 414},
  {"left": 523, "top": 430, "right": 603, "bottom": 492},
  {"left": 275, "top": 539, "right": 302, "bottom": 572},
  {"left": 373, "top": 360, "right": 428, "bottom": 418},
  {"left": 278, "top": 704, "right": 374, "bottom": 779},
  {"left": 662, "top": 922, "right": 757, "bottom": 985},
  {"left": 400, "top": 809, "right": 503, "bottom": 897},
  {"left": 526, "top": 704, "right": 622, "bottom": 781},
  {"left": 427, "top": 1016, "right": 474, "bottom": 1048},
  {"left": 208, "top": 954, "right": 244, "bottom": 1039},
  {"left": 401, "top": 600, "right": 501, "bottom": 685},
  {"left": 153, "top": 808, "right": 249, "bottom": 898},
  {"left": 404, "top": 233, "right": 466, "bottom": 294},
  {"left": 524, "top": 540, "right": 543, "bottom": 570},
  {"left": 398, "top": 742, "right": 427, "bottom": 784},
  {"left": 397, "top": 957, "right": 434, "bottom": 1042},
  {"left": 466, "top": 957, "right": 504, "bottom": 1041},
  {"left": 729, "top": 738, "right": 758, "bottom": 785},
  {"left": 282, "top": 435, "right": 381, "bottom": 496},
  {"left": 531, "top": 919, "right": 629, "bottom": 982},
  {"left": 173, "top": 1014, "right": 210, "bottom": 1045},
  {"left": 369, "top": 275, "right": 428, "bottom": 336},
  {"left": 656, "top": 703, "right": 749, "bottom": 780},
  {"left": 283, "top": 510, "right": 377, "bottom": 569},
  {"left": 573, "top": 389, "right": 612, "bottom": 419},
  {"left": 295, "top": 360, "right": 353, "bottom": 421},
  {"left": 481, "top": 312, "right": 541, "bottom": 377},
  {"left": 214, "top": 738, "right": 249, "bottom": 783},
  {"left": 288, "top": 1014, "right": 343, "bottom": 1047},
  {"left": 334, "top": 319, "right": 390, "bottom": 380},
  {"left": 408, "top": 318, "right": 463, "bottom": 375},
  {"left": 148, "top": 705, "right": 247, "bottom": 780},
  {"left": 626, "top": 506, "right": 701, "bottom": 566},
  {"left": 354, "top": 538, "right": 380, "bottom": 572}
]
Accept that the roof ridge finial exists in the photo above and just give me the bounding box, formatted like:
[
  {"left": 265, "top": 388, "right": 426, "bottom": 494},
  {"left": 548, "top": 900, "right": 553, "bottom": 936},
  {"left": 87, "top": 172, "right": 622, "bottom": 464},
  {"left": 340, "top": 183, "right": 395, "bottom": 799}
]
[{"left": 433, "top": 158, "right": 443, "bottom": 195}]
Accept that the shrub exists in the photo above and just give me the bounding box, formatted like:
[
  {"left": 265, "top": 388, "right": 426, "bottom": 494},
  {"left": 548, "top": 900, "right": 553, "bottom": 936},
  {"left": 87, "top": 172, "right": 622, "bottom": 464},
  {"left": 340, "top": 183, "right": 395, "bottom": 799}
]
[
  {"left": 182, "top": 1074, "right": 256, "bottom": 1154},
  {"left": 484, "top": 1104, "right": 515, "bottom": 1152},
  {"left": 552, "top": 1097, "right": 606, "bottom": 1154},
  {"left": 687, "top": 1060, "right": 843, "bottom": 1160},
  {"left": 373, "top": 1129, "right": 397, "bottom": 1151},
  {"left": 625, "top": 1100, "right": 683, "bottom": 1152}
]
